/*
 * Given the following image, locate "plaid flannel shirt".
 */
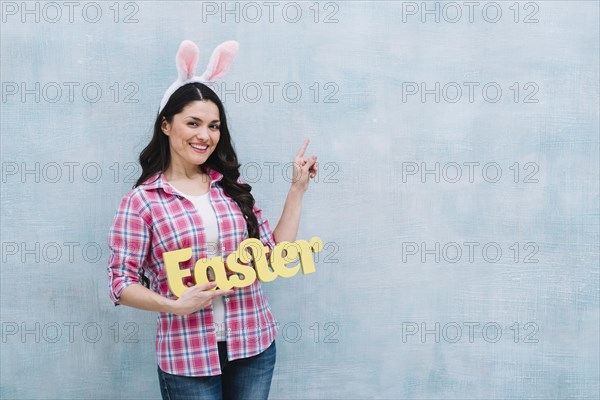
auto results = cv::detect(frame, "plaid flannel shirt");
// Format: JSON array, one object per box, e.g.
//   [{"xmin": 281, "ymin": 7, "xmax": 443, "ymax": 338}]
[{"xmin": 107, "ymin": 166, "xmax": 278, "ymax": 376}]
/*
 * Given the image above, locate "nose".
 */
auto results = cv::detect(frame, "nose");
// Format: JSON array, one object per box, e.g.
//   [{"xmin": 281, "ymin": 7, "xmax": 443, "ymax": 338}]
[{"xmin": 195, "ymin": 126, "xmax": 210, "ymax": 141}]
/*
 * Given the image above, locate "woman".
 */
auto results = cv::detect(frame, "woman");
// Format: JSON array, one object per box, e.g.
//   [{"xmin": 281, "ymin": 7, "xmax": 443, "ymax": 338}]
[{"xmin": 107, "ymin": 41, "xmax": 317, "ymax": 400}]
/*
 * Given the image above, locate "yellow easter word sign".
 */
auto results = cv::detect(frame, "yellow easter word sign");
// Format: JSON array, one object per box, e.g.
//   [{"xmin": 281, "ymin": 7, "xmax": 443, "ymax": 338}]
[{"xmin": 163, "ymin": 237, "xmax": 324, "ymax": 297}]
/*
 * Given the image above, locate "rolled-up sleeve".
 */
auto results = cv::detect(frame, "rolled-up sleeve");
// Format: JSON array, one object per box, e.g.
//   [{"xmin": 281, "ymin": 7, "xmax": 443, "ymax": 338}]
[
  {"xmin": 253, "ymin": 202, "xmax": 277, "ymax": 252},
  {"xmin": 107, "ymin": 193, "xmax": 151, "ymax": 305},
  {"xmin": 236, "ymin": 177, "xmax": 278, "ymax": 257}
]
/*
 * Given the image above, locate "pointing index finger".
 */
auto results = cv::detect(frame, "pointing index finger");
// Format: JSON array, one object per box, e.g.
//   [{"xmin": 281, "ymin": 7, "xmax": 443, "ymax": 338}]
[{"xmin": 296, "ymin": 138, "xmax": 310, "ymax": 158}]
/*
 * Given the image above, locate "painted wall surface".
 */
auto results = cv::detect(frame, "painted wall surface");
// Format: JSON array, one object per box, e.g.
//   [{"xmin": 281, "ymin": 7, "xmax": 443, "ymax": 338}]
[{"xmin": 1, "ymin": 1, "xmax": 598, "ymax": 399}]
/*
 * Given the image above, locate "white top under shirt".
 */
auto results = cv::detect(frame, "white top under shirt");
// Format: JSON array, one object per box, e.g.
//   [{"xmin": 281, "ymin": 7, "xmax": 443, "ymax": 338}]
[{"xmin": 176, "ymin": 190, "xmax": 227, "ymax": 342}]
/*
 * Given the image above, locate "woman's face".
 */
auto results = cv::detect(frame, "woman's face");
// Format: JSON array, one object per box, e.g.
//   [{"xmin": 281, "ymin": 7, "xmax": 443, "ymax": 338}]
[{"xmin": 161, "ymin": 100, "xmax": 221, "ymax": 173}]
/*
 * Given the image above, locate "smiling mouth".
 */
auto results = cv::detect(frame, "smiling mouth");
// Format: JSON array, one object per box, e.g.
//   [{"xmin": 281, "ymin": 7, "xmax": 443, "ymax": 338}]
[{"xmin": 190, "ymin": 143, "xmax": 208, "ymax": 152}]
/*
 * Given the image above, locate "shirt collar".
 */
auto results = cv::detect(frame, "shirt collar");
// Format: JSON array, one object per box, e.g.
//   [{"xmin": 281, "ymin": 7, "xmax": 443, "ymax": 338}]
[{"xmin": 139, "ymin": 166, "xmax": 223, "ymax": 195}]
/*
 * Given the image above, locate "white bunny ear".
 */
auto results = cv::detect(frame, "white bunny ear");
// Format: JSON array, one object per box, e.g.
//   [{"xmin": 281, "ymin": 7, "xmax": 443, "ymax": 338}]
[
  {"xmin": 199, "ymin": 40, "xmax": 239, "ymax": 81},
  {"xmin": 176, "ymin": 40, "xmax": 200, "ymax": 81},
  {"xmin": 159, "ymin": 40, "xmax": 240, "ymax": 114}
]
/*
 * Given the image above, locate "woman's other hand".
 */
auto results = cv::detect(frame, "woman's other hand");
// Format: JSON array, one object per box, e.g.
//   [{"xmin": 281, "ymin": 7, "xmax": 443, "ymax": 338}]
[
  {"xmin": 291, "ymin": 138, "xmax": 318, "ymax": 193},
  {"xmin": 172, "ymin": 282, "xmax": 234, "ymax": 316}
]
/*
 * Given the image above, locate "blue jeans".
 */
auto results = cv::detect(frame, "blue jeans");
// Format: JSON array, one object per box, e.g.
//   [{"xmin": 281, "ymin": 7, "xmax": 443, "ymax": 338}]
[{"xmin": 157, "ymin": 340, "xmax": 276, "ymax": 400}]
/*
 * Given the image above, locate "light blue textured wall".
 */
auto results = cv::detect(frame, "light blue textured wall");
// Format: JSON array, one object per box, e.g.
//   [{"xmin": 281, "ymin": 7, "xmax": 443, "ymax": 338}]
[{"xmin": 1, "ymin": 1, "xmax": 598, "ymax": 399}]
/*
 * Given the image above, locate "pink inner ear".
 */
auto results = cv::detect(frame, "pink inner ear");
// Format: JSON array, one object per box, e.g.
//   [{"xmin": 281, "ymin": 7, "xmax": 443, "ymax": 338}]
[
  {"xmin": 176, "ymin": 41, "xmax": 199, "ymax": 80},
  {"xmin": 206, "ymin": 41, "xmax": 239, "ymax": 81},
  {"xmin": 209, "ymin": 52, "xmax": 234, "ymax": 80}
]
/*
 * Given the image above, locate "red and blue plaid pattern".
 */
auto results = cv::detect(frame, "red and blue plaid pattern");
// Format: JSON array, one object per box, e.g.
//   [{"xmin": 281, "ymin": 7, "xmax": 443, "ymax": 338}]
[{"xmin": 107, "ymin": 167, "xmax": 278, "ymax": 376}]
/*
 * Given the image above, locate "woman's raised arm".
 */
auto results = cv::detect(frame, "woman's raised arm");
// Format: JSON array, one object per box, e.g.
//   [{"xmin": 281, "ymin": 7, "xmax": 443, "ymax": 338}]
[{"xmin": 272, "ymin": 138, "xmax": 318, "ymax": 243}]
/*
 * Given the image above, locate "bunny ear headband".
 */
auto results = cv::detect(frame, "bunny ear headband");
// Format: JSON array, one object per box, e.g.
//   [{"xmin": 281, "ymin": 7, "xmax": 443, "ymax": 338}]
[{"xmin": 159, "ymin": 39, "xmax": 240, "ymax": 113}]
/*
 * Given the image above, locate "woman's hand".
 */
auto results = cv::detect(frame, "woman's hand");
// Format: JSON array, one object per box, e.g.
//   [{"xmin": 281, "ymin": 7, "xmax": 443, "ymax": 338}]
[
  {"xmin": 171, "ymin": 282, "xmax": 234, "ymax": 316},
  {"xmin": 272, "ymin": 138, "xmax": 317, "ymax": 243},
  {"xmin": 291, "ymin": 138, "xmax": 318, "ymax": 193}
]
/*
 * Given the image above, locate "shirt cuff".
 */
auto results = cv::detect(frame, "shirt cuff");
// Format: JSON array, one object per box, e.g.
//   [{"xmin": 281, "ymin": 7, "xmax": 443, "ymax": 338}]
[{"xmin": 108, "ymin": 272, "xmax": 139, "ymax": 306}]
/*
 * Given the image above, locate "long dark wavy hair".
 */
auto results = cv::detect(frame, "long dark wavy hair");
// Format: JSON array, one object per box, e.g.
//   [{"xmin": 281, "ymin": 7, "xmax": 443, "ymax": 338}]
[{"xmin": 134, "ymin": 82, "xmax": 260, "ymax": 287}]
